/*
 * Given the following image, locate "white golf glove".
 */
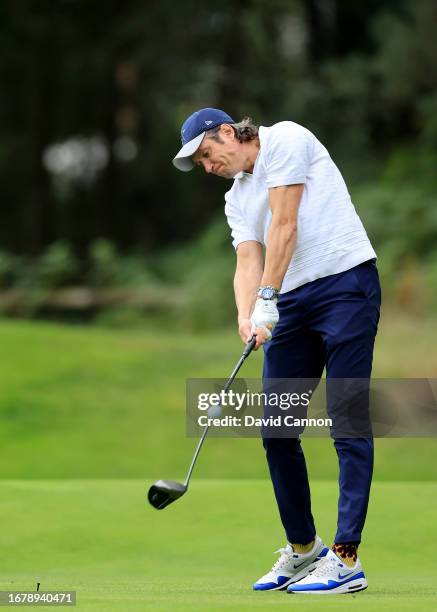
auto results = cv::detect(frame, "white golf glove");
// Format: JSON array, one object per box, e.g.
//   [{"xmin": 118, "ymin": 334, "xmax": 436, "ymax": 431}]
[{"xmin": 250, "ymin": 298, "xmax": 279, "ymax": 342}]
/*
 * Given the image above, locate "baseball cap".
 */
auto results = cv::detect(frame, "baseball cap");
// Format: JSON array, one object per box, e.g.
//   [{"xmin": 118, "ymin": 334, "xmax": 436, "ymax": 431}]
[{"xmin": 172, "ymin": 108, "xmax": 234, "ymax": 172}]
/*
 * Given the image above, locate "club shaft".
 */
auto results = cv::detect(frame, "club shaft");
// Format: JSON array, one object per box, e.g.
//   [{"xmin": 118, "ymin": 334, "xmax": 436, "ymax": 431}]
[
  {"xmin": 183, "ymin": 423, "xmax": 209, "ymax": 488},
  {"xmin": 183, "ymin": 337, "xmax": 256, "ymax": 488}
]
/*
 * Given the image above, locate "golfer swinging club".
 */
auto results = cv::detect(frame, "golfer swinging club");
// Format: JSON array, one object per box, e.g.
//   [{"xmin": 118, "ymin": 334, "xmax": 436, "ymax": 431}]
[{"xmin": 173, "ymin": 108, "xmax": 381, "ymax": 594}]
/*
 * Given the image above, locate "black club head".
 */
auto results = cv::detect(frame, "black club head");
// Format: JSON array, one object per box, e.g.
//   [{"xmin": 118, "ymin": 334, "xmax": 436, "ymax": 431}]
[{"xmin": 147, "ymin": 480, "xmax": 187, "ymax": 510}]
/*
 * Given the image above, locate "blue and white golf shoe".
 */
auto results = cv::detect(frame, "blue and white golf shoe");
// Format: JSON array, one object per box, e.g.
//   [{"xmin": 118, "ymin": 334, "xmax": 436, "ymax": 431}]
[
  {"xmin": 253, "ymin": 535, "xmax": 329, "ymax": 591},
  {"xmin": 287, "ymin": 548, "xmax": 368, "ymax": 594}
]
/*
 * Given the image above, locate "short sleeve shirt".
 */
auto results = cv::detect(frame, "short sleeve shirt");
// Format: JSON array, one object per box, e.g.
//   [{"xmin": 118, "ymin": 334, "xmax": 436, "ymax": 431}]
[{"xmin": 224, "ymin": 121, "xmax": 376, "ymax": 292}]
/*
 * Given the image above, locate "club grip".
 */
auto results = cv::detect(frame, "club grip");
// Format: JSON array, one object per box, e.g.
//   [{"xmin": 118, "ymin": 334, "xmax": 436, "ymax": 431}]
[{"xmin": 243, "ymin": 335, "xmax": 257, "ymax": 357}]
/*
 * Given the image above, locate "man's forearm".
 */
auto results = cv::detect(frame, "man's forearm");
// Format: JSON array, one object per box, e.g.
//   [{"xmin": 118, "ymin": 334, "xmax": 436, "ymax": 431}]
[
  {"xmin": 234, "ymin": 257, "xmax": 263, "ymax": 321},
  {"xmin": 261, "ymin": 220, "xmax": 297, "ymax": 290}
]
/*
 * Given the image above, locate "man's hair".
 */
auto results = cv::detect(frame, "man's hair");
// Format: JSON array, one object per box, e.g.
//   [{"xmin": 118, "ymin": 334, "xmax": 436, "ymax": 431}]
[{"xmin": 206, "ymin": 117, "xmax": 259, "ymax": 143}]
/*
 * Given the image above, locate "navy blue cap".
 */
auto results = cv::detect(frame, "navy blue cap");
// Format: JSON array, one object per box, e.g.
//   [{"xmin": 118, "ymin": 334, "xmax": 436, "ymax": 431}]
[{"xmin": 173, "ymin": 108, "xmax": 234, "ymax": 172}]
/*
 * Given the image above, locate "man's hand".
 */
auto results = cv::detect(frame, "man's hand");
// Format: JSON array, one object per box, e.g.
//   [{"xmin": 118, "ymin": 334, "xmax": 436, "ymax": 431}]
[
  {"xmin": 250, "ymin": 299, "xmax": 279, "ymax": 349},
  {"xmin": 238, "ymin": 317, "xmax": 252, "ymax": 343},
  {"xmin": 238, "ymin": 317, "xmax": 272, "ymax": 350}
]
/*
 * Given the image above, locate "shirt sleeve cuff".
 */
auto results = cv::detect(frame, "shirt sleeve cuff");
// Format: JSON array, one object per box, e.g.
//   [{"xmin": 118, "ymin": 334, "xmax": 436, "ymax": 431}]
[
  {"xmin": 232, "ymin": 236, "xmax": 262, "ymax": 250},
  {"xmin": 266, "ymin": 174, "xmax": 306, "ymax": 188}
]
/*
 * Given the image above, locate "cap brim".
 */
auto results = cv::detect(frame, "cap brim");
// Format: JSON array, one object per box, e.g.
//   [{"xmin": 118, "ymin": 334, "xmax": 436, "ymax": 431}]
[{"xmin": 172, "ymin": 132, "xmax": 205, "ymax": 172}]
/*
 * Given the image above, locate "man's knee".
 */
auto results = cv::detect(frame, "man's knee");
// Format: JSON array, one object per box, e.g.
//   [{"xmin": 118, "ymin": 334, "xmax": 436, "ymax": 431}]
[
  {"xmin": 334, "ymin": 437, "xmax": 374, "ymax": 467},
  {"xmin": 262, "ymin": 435, "xmax": 303, "ymax": 454}
]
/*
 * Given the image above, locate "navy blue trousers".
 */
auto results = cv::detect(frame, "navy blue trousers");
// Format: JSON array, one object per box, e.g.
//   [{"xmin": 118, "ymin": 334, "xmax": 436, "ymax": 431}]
[{"xmin": 262, "ymin": 260, "xmax": 381, "ymax": 545}]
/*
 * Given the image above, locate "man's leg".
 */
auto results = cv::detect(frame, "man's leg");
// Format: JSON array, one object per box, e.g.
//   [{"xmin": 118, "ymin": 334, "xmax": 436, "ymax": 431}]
[
  {"xmin": 253, "ymin": 306, "xmax": 328, "ymax": 592},
  {"xmin": 263, "ymin": 294, "xmax": 325, "ymax": 544},
  {"xmin": 286, "ymin": 262, "xmax": 380, "ymax": 595},
  {"xmin": 311, "ymin": 260, "xmax": 381, "ymax": 553}
]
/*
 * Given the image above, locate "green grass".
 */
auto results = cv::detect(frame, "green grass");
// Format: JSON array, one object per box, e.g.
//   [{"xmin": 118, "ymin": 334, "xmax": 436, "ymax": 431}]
[
  {"xmin": 0, "ymin": 479, "xmax": 436, "ymax": 611},
  {"xmin": 0, "ymin": 316, "xmax": 436, "ymax": 610},
  {"xmin": 0, "ymin": 314, "xmax": 436, "ymax": 480}
]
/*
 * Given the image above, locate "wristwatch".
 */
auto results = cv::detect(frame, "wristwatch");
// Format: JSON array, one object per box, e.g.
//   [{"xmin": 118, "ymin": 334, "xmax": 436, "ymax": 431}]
[{"xmin": 257, "ymin": 286, "xmax": 280, "ymax": 300}]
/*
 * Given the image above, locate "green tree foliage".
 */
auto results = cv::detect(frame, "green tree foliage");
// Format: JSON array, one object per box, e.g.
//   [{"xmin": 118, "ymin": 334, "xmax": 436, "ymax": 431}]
[{"xmin": 0, "ymin": 0, "xmax": 435, "ymax": 302}]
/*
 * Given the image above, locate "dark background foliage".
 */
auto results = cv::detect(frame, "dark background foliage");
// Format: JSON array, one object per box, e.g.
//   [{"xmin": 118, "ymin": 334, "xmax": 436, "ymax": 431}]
[{"xmin": 0, "ymin": 0, "xmax": 436, "ymax": 322}]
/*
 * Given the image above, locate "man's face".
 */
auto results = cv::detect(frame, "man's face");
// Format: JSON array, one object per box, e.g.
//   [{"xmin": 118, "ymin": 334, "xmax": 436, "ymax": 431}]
[{"xmin": 192, "ymin": 124, "xmax": 244, "ymax": 179}]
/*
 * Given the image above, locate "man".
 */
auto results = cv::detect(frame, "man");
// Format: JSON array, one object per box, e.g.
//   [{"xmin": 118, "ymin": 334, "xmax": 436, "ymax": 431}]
[{"xmin": 173, "ymin": 108, "xmax": 381, "ymax": 595}]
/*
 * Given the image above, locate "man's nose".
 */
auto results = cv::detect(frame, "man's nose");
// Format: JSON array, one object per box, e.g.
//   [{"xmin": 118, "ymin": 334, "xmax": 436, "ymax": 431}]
[{"xmin": 204, "ymin": 160, "xmax": 213, "ymax": 173}]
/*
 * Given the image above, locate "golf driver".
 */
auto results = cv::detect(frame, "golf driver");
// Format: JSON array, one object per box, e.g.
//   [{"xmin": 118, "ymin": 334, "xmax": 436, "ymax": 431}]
[{"xmin": 148, "ymin": 336, "xmax": 257, "ymax": 509}]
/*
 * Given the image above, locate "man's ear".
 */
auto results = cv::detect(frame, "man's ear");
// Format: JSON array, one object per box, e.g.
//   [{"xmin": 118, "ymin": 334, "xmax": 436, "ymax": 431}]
[{"xmin": 220, "ymin": 123, "xmax": 234, "ymax": 138}]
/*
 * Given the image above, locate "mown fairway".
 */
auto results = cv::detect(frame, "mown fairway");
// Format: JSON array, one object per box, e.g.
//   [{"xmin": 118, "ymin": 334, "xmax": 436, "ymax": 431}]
[
  {"xmin": 0, "ymin": 479, "xmax": 436, "ymax": 611},
  {"xmin": 0, "ymin": 314, "xmax": 436, "ymax": 610}
]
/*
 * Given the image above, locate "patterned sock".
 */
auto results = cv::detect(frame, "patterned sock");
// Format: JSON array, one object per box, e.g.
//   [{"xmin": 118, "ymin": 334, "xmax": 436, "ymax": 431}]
[
  {"xmin": 291, "ymin": 539, "xmax": 315, "ymax": 554},
  {"xmin": 332, "ymin": 543, "xmax": 358, "ymax": 567}
]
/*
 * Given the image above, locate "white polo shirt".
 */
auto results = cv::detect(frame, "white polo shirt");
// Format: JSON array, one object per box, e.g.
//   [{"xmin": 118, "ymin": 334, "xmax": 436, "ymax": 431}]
[{"xmin": 224, "ymin": 121, "xmax": 376, "ymax": 293}]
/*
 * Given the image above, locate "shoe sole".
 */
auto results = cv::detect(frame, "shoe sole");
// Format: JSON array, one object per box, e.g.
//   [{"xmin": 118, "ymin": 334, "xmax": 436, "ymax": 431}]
[
  {"xmin": 253, "ymin": 559, "xmax": 321, "ymax": 592},
  {"xmin": 288, "ymin": 578, "xmax": 368, "ymax": 595}
]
